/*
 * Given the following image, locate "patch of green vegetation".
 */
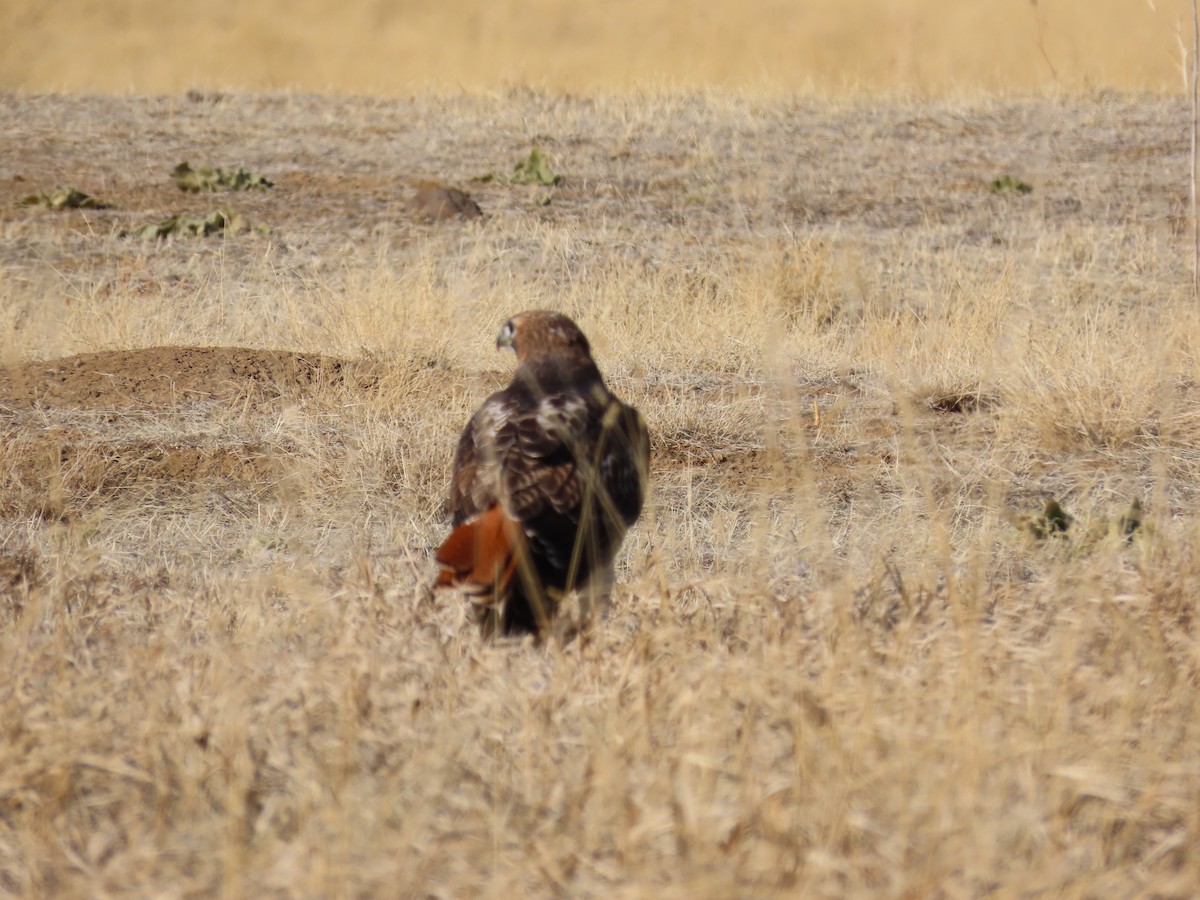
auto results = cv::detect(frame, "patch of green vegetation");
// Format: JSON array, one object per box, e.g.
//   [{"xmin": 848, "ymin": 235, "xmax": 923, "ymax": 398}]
[
  {"xmin": 17, "ymin": 186, "xmax": 109, "ymax": 209},
  {"xmin": 1116, "ymin": 497, "xmax": 1142, "ymax": 542},
  {"xmin": 1011, "ymin": 496, "xmax": 1145, "ymax": 546},
  {"xmin": 1010, "ymin": 498, "xmax": 1072, "ymax": 541},
  {"xmin": 124, "ymin": 208, "xmax": 250, "ymax": 240},
  {"xmin": 172, "ymin": 162, "xmax": 273, "ymax": 192},
  {"xmin": 988, "ymin": 174, "xmax": 1032, "ymax": 195},
  {"xmin": 476, "ymin": 146, "xmax": 563, "ymax": 186},
  {"xmin": 511, "ymin": 147, "xmax": 562, "ymax": 185},
  {"xmin": 1032, "ymin": 498, "xmax": 1072, "ymax": 538}
]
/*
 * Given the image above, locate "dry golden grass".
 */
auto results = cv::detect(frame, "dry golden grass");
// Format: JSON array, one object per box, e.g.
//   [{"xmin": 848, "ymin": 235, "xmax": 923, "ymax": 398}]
[
  {"xmin": 0, "ymin": 0, "xmax": 1195, "ymax": 95},
  {"xmin": 2, "ymin": 90, "xmax": 1200, "ymax": 895}
]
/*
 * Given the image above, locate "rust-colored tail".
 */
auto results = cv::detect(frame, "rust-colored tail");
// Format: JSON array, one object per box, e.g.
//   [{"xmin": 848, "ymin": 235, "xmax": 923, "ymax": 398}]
[{"xmin": 435, "ymin": 505, "xmax": 520, "ymax": 597}]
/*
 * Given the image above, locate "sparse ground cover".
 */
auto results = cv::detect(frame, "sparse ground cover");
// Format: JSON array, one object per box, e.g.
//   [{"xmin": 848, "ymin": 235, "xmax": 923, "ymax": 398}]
[{"xmin": 1, "ymin": 90, "xmax": 1199, "ymax": 895}]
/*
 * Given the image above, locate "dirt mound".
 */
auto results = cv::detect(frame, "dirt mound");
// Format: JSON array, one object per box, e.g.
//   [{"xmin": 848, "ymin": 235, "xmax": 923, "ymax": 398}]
[
  {"xmin": 411, "ymin": 182, "xmax": 483, "ymax": 221},
  {"xmin": 0, "ymin": 346, "xmax": 378, "ymax": 410},
  {"xmin": 0, "ymin": 346, "xmax": 379, "ymax": 520}
]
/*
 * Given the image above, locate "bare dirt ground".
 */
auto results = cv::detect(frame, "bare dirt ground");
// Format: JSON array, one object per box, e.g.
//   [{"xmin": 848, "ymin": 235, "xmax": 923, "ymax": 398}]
[
  {"xmin": 0, "ymin": 346, "xmax": 376, "ymax": 409},
  {"xmin": 1, "ymin": 91, "xmax": 1199, "ymax": 896}
]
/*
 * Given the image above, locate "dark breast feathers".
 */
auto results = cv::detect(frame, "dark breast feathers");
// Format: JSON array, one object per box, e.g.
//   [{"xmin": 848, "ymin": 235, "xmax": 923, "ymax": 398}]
[{"xmin": 434, "ymin": 311, "xmax": 649, "ymax": 639}]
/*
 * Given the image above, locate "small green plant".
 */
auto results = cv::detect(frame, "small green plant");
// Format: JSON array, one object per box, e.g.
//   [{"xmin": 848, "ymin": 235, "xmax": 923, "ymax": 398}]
[
  {"xmin": 124, "ymin": 208, "xmax": 249, "ymax": 239},
  {"xmin": 1116, "ymin": 497, "xmax": 1142, "ymax": 541},
  {"xmin": 172, "ymin": 162, "xmax": 273, "ymax": 192},
  {"xmin": 18, "ymin": 186, "xmax": 108, "ymax": 209},
  {"xmin": 511, "ymin": 146, "xmax": 562, "ymax": 185},
  {"xmin": 476, "ymin": 146, "xmax": 563, "ymax": 186},
  {"xmin": 1012, "ymin": 497, "xmax": 1073, "ymax": 540},
  {"xmin": 989, "ymin": 174, "xmax": 1032, "ymax": 195}
]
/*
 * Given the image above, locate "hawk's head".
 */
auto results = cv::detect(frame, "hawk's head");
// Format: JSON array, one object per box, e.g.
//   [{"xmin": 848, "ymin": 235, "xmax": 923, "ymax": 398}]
[{"xmin": 496, "ymin": 310, "xmax": 593, "ymax": 365}]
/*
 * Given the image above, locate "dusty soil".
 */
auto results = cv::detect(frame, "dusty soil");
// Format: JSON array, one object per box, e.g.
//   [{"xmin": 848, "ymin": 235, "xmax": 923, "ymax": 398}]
[
  {"xmin": 0, "ymin": 92, "xmax": 1187, "ymax": 278},
  {"xmin": 0, "ymin": 346, "xmax": 377, "ymax": 409}
]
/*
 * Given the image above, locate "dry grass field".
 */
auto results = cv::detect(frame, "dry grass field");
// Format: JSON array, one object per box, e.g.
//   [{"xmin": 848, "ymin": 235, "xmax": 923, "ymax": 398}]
[
  {"xmin": 1, "ymin": 88, "xmax": 1198, "ymax": 896},
  {"xmin": 1, "ymin": 0, "xmax": 1196, "ymax": 94}
]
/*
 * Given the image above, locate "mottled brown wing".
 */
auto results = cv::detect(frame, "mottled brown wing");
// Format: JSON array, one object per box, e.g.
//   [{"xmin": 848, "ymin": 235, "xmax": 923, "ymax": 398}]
[
  {"xmin": 595, "ymin": 399, "xmax": 650, "ymax": 530},
  {"xmin": 448, "ymin": 388, "xmax": 591, "ymax": 526},
  {"xmin": 506, "ymin": 392, "xmax": 592, "ymax": 516},
  {"xmin": 449, "ymin": 392, "xmax": 516, "ymax": 525}
]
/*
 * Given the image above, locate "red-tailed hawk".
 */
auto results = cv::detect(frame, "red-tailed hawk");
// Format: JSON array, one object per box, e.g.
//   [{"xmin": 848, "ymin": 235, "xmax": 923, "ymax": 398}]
[{"xmin": 434, "ymin": 311, "xmax": 650, "ymax": 638}]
